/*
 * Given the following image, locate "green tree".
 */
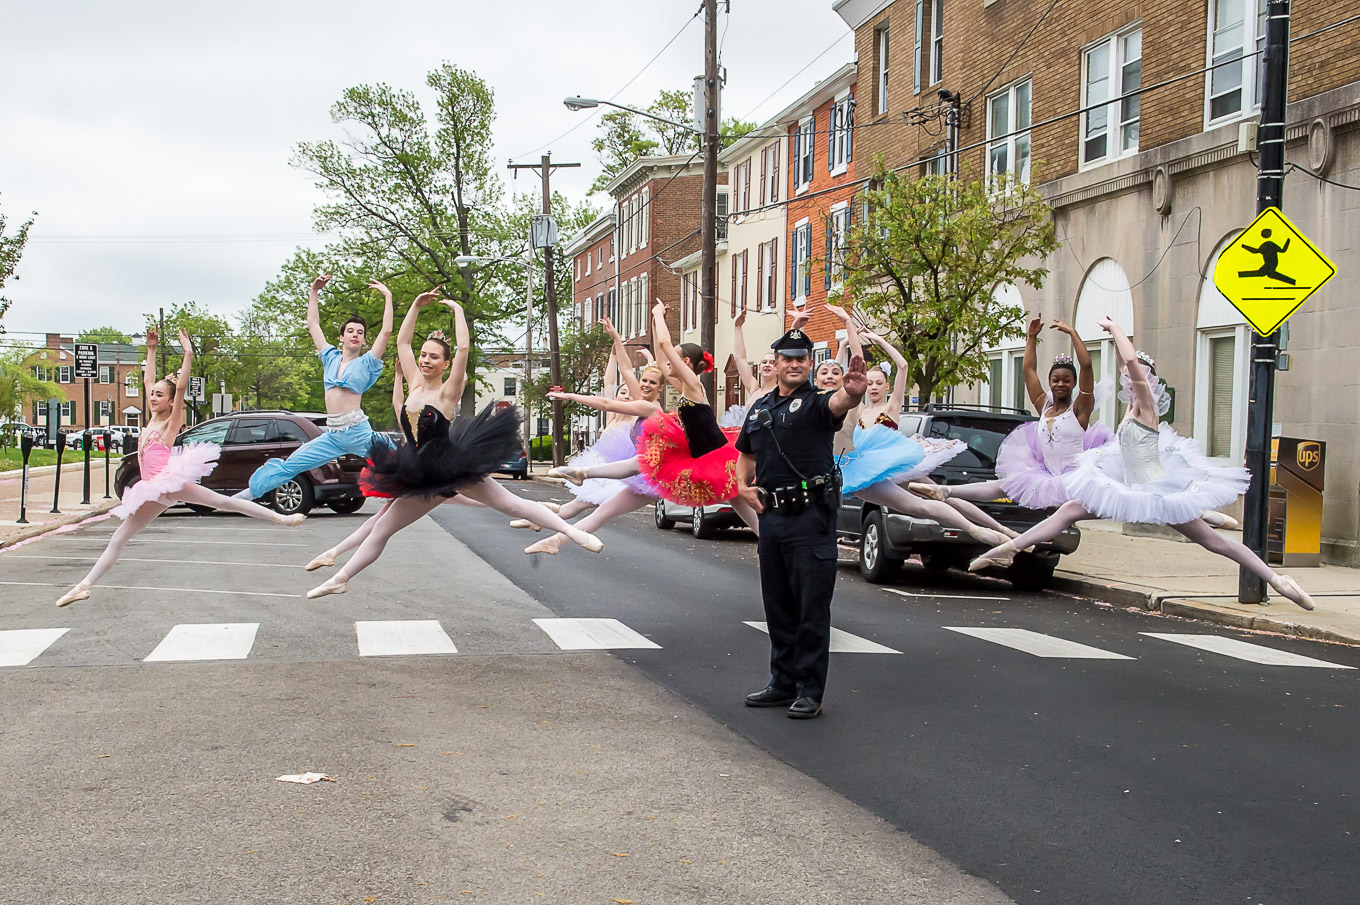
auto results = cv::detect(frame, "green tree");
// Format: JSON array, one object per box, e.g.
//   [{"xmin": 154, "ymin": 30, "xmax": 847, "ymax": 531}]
[
  {"xmin": 0, "ymin": 195, "xmax": 36, "ymax": 330},
  {"xmin": 522, "ymin": 322, "xmax": 613, "ymax": 421},
  {"xmin": 150, "ymin": 301, "xmax": 241, "ymax": 422},
  {"xmin": 0, "ymin": 345, "xmax": 61, "ymax": 445},
  {"xmin": 76, "ymin": 327, "xmax": 134, "ymax": 344},
  {"xmin": 841, "ymin": 162, "xmax": 1058, "ymax": 401}
]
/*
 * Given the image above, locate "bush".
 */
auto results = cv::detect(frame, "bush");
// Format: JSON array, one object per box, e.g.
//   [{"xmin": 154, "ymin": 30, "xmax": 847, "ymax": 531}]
[{"xmin": 529, "ymin": 435, "xmax": 569, "ymax": 462}]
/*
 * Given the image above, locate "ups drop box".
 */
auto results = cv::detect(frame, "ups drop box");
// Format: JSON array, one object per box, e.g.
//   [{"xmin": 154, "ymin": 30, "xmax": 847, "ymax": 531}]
[{"xmin": 1268, "ymin": 437, "xmax": 1326, "ymax": 567}]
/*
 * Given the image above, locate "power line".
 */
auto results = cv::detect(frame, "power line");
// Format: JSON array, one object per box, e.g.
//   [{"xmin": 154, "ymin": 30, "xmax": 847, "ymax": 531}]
[{"xmin": 740, "ymin": 32, "xmax": 853, "ymax": 122}]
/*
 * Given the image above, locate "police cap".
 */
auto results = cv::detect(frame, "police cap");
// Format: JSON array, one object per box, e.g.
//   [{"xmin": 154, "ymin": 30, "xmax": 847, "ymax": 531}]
[{"xmin": 770, "ymin": 328, "xmax": 814, "ymax": 358}]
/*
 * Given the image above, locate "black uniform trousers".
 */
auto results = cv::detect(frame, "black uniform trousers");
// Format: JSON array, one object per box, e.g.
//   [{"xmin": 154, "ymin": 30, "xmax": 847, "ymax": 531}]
[{"xmin": 756, "ymin": 503, "xmax": 839, "ymax": 702}]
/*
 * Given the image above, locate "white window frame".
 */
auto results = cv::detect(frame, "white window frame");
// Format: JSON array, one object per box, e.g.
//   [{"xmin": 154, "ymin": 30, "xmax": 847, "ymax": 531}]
[
  {"xmin": 61, "ymin": 401, "xmax": 74, "ymax": 421},
  {"xmin": 829, "ymin": 91, "xmax": 852, "ymax": 176},
  {"xmin": 1205, "ymin": 0, "xmax": 1266, "ymax": 127},
  {"xmin": 876, "ymin": 25, "xmax": 890, "ymax": 114},
  {"xmin": 792, "ymin": 218, "xmax": 812, "ymax": 304},
  {"xmin": 829, "ymin": 201, "xmax": 850, "ymax": 290},
  {"xmin": 929, "ymin": 0, "xmax": 944, "ymax": 86},
  {"xmin": 986, "ymin": 78, "xmax": 1032, "ymax": 187},
  {"xmin": 639, "ymin": 188, "xmax": 650, "ymax": 248},
  {"xmin": 1081, "ymin": 24, "xmax": 1142, "ymax": 168},
  {"xmin": 926, "ymin": 147, "xmax": 950, "ymax": 176},
  {"xmin": 125, "ymin": 373, "xmax": 139, "ymax": 397},
  {"xmin": 1194, "ymin": 325, "xmax": 1250, "ymax": 460},
  {"xmin": 638, "ymin": 273, "xmax": 649, "ymax": 337},
  {"xmin": 585, "ymin": 253, "xmax": 591, "ymax": 277},
  {"xmin": 59, "ymin": 366, "xmax": 72, "ymax": 384},
  {"xmin": 795, "ymin": 117, "xmax": 815, "ymax": 194},
  {"xmin": 503, "ymin": 377, "xmax": 517, "ymax": 397},
  {"xmin": 99, "ymin": 365, "xmax": 113, "ymax": 384}
]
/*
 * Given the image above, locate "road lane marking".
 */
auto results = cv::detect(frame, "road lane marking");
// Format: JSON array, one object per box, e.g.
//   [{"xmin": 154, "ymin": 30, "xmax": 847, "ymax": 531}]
[
  {"xmin": 0, "ymin": 628, "xmax": 69, "ymax": 666},
  {"xmin": 127, "ymin": 540, "xmax": 309, "ymax": 547},
  {"xmin": 0, "ymin": 581, "xmax": 297, "ymax": 598},
  {"xmin": 1141, "ymin": 633, "xmax": 1356, "ymax": 669},
  {"xmin": 944, "ymin": 627, "xmax": 1134, "ymax": 659},
  {"xmin": 533, "ymin": 618, "xmax": 661, "ymax": 651},
  {"xmin": 882, "ymin": 588, "xmax": 1010, "ymax": 601},
  {"xmin": 355, "ymin": 620, "xmax": 458, "ymax": 657},
  {"xmin": 744, "ymin": 621, "xmax": 901, "ymax": 654},
  {"xmin": 3, "ymin": 555, "xmax": 300, "ymax": 569},
  {"xmin": 144, "ymin": 623, "xmax": 259, "ymax": 662}
]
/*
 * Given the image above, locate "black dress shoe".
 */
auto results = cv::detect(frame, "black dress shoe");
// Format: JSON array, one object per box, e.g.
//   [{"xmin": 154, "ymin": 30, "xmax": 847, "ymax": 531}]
[
  {"xmin": 787, "ymin": 697, "xmax": 822, "ymax": 719},
  {"xmin": 745, "ymin": 686, "xmax": 798, "ymax": 707}
]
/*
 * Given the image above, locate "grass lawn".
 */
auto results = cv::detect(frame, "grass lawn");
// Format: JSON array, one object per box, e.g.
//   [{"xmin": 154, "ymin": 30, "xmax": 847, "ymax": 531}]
[{"xmin": 0, "ymin": 448, "xmax": 62, "ymax": 470}]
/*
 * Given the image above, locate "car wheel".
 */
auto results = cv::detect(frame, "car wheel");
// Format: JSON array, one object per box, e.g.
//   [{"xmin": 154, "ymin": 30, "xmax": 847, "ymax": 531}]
[
  {"xmin": 860, "ymin": 510, "xmax": 903, "ymax": 584},
  {"xmin": 270, "ymin": 475, "xmax": 315, "ymax": 516},
  {"xmin": 692, "ymin": 506, "xmax": 717, "ymax": 539},
  {"xmin": 327, "ymin": 495, "xmax": 365, "ymax": 514},
  {"xmin": 654, "ymin": 499, "xmax": 675, "ymax": 530},
  {"xmin": 1006, "ymin": 554, "xmax": 1057, "ymax": 592}
]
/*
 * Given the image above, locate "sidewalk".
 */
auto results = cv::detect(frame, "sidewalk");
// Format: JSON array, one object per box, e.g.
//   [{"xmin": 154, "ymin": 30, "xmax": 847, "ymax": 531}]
[
  {"xmin": 1052, "ymin": 520, "xmax": 1360, "ymax": 646},
  {"xmin": 0, "ymin": 460, "xmax": 119, "ymax": 548}
]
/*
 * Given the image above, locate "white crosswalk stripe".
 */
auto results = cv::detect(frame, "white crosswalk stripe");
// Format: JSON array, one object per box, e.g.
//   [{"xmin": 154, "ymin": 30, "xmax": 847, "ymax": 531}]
[
  {"xmin": 1141, "ymin": 633, "xmax": 1356, "ymax": 669},
  {"xmin": 144, "ymin": 623, "xmax": 260, "ymax": 662},
  {"xmin": 533, "ymin": 618, "xmax": 661, "ymax": 650},
  {"xmin": 743, "ymin": 621, "xmax": 901, "ymax": 654},
  {"xmin": 944, "ymin": 627, "xmax": 1134, "ymax": 660},
  {"xmin": 355, "ymin": 620, "xmax": 458, "ymax": 657},
  {"xmin": 0, "ymin": 628, "xmax": 70, "ymax": 667}
]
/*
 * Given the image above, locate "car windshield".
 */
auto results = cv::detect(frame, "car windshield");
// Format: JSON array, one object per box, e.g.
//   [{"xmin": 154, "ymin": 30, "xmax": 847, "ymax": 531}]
[{"xmin": 924, "ymin": 416, "xmax": 1021, "ymax": 469}]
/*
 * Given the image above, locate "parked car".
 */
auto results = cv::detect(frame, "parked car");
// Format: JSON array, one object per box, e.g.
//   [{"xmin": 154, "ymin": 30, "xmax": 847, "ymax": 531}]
[
  {"xmin": 835, "ymin": 404, "xmax": 1082, "ymax": 592},
  {"xmin": 497, "ymin": 447, "xmax": 529, "ymax": 480},
  {"xmin": 113, "ymin": 410, "xmax": 366, "ymax": 515},
  {"xmin": 654, "ymin": 498, "xmax": 753, "ymax": 539}
]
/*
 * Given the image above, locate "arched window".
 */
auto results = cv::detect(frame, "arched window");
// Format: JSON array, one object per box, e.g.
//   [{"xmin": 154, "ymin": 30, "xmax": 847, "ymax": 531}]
[
  {"xmin": 1073, "ymin": 257, "xmax": 1135, "ymax": 425},
  {"xmin": 1195, "ymin": 237, "xmax": 1249, "ymax": 459},
  {"xmin": 980, "ymin": 282, "xmax": 1030, "ymax": 412}
]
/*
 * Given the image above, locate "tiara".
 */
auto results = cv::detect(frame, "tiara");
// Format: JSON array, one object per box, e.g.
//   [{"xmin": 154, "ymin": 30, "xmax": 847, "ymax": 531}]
[
  {"xmin": 1052, "ymin": 352, "xmax": 1073, "ymax": 366},
  {"xmin": 427, "ymin": 329, "xmax": 449, "ymax": 344},
  {"xmin": 1135, "ymin": 350, "xmax": 1156, "ymax": 369}
]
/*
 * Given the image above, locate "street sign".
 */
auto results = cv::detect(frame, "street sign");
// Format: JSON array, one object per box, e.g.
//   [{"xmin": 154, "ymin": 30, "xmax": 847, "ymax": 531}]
[
  {"xmin": 187, "ymin": 376, "xmax": 205, "ymax": 401},
  {"xmin": 211, "ymin": 392, "xmax": 233, "ymax": 416},
  {"xmin": 549, "ymin": 385, "xmax": 564, "ymax": 393},
  {"xmin": 1213, "ymin": 207, "xmax": 1336, "ymax": 335},
  {"xmin": 74, "ymin": 343, "xmax": 98, "ymax": 379}
]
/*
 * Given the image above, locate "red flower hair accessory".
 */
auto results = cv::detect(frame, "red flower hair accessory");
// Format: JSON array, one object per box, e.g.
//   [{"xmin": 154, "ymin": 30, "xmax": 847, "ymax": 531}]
[{"xmin": 701, "ymin": 351, "xmax": 714, "ymax": 373}]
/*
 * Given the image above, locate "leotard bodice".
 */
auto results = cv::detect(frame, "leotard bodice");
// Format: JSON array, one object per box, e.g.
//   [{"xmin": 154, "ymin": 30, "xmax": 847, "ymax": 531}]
[
  {"xmin": 400, "ymin": 404, "xmax": 452, "ymax": 448},
  {"xmin": 1037, "ymin": 407, "xmax": 1091, "ymax": 476},
  {"xmin": 137, "ymin": 429, "xmax": 172, "ymax": 479},
  {"xmin": 1119, "ymin": 418, "xmax": 1167, "ymax": 484}
]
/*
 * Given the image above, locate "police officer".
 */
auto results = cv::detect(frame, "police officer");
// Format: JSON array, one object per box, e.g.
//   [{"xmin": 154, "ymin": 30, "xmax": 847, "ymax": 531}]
[{"xmin": 735, "ymin": 328, "xmax": 866, "ymax": 719}]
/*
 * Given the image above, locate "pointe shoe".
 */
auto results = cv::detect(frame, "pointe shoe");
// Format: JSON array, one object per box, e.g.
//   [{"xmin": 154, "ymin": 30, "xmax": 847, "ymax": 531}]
[
  {"xmin": 570, "ymin": 532, "xmax": 604, "ymax": 554},
  {"xmin": 908, "ymin": 482, "xmax": 949, "ymax": 501},
  {"xmin": 525, "ymin": 538, "xmax": 561, "ymax": 555},
  {"xmin": 56, "ymin": 581, "xmax": 91, "ymax": 608},
  {"xmin": 548, "ymin": 467, "xmax": 587, "ymax": 486},
  {"xmin": 968, "ymin": 541, "xmax": 1018, "ymax": 572},
  {"xmin": 277, "ymin": 513, "xmax": 306, "ymax": 527},
  {"xmin": 509, "ymin": 518, "xmax": 543, "ymax": 531},
  {"xmin": 1270, "ymin": 573, "xmax": 1316, "ymax": 611},
  {"xmin": 1203, "ymin": 510, "xmax": 1242, "ymax": 531},
  {"xmin": 306, "ymin": 578, "xmax": 349, "ymax": 599},
  {"xmin": 965, "ymin": 526, "xmax": 1011, "ymax": 548},
  {"xmin": 543, "ymin": 502, "xmax": 561, "ymax": 513},
  {"xmin": 304, "ymin": 550, "xmax": 337, "ymax": 572}
]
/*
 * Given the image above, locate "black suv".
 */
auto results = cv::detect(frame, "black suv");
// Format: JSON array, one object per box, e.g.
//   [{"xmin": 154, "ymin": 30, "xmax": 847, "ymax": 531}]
[
  {"xmin": 836, "ymin": 404, "xmax": 1081, "ymax": 591},
  {"xmin": 114, "ymin": 411, "xmax": 366, "ymax": 516}
]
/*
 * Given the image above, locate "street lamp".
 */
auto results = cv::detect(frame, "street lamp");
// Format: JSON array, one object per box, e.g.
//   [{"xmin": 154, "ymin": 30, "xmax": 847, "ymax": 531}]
[
  {"xmin": 563, "ymin": 96, "xmax": 698, "ymax": 132},
  {"xmin": 453, "ymin": 253, "xmax": 537, "ymax": 459}
]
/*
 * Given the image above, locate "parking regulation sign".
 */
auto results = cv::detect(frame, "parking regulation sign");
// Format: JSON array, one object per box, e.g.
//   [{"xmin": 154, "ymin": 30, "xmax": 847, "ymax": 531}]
[
  {"xmin": 187, "ymin": 376, "xmax": 205, "ymax": 401},
  {"xmin": 74, "ymin": 343, "xmax": 98, "ymax": 379}
]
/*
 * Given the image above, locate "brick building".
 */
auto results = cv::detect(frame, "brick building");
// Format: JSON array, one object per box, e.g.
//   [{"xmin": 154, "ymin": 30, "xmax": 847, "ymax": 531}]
[
  {"xmin": 23, "ymin": 334, "xmax": 146, "ymax": 430},
  {"xmin": 834, "ymin": 0, "xmax": 1360, "ymax": 563}
]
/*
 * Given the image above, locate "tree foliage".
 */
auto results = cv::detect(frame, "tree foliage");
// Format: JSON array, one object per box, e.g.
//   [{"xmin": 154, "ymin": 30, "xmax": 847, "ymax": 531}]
[
  {"xmin": 0, "ymin": 195, "xmax": 36, "ymax": 330},
  {"xmin": 841, "ymin": 162, "xmax": 1058, "ymax": 401},
  {"xmin": 76, "ymin": 327, "xmax": 134, "ymax": 344},
  {"xmin": 0, "ymin": 345, "xmax": 61, "ymax": 444},
  {"xmin": 522, "ymin": 322, "xmax": 613, "ymax": 420}
]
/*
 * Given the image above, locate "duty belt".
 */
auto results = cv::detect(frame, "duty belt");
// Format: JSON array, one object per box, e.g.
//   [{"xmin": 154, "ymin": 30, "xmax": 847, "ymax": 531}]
[{"xmin": 758, "ymin": 475, "xmax": 838, "ymax": 513}]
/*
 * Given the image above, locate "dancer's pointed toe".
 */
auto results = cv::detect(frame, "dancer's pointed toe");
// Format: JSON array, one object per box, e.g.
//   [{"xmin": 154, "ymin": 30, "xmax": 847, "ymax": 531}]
[
  {"xmin": 1203, "ymin": 510, "xmax": 1241, "ymax": 531},
  {"xmin": 306, "ymin": 578, "xmax": 348, "ymax": 599},
  {"xmin": 304, "ymin": 550, "xmax": 337, "ymax": 572},
  {"xmin": 908, "ymin": 482, "xmax": 949, "ymax": 501},
  {"xmin": 525, "ymin": 539, "xmax": 560, "ymax": 555},
  {"xmin": 1270, "ymin": 573, "xmax": 1316, "ymax": 611},
  {"xmin": 278, "ymin": 513, "xmax": 306, "ymax": 528},
  {"xmin": 548, "ymin": 467, "xmax": 586, "ymax": 486},
  {"xmin": 509, "ymin": 518, "xmax": 542, "ymax": 531},
  {"xmin": 968, "ymin": 541, "xmax": 1017, "ymax": 572},
  {"xmin": 573, "ymin": 532, "xmax": 604, "ymax": 554},
  {"xmin": 56, "ymin": 581, "xmax": 91, "ymax": 607},
  {"xmin": 543, "ymin": 502, "xmax": 561, "ymax": 513}
]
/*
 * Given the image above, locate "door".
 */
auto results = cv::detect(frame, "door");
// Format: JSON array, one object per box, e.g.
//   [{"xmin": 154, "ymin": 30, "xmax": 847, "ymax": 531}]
[{"xmin": 218, "ymin": 418, "xmax": 274, "ymax": 492}]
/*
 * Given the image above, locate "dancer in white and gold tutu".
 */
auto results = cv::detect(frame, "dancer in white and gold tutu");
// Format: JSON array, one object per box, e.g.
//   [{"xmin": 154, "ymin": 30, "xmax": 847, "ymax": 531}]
[{"xmin": 968, "ymin": 316, "xmax": 1315, "ymax": 610}]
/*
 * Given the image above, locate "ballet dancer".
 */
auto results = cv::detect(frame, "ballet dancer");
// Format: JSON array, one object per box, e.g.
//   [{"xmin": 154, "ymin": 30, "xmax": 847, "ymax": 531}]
[
  {"xmin": 235, "ymin": 272, "xmax": 394, "ymax": 502},
  {"xmin": 56, "ymin": 329, "xmax": 304, "ymax": 607},
  {"xmin": 306, "ymin": 292, "xmax": 602, "ymax": 597},
  {"xmin": 968, "ymin": 316, "xmax": 1315, "ymax": 610}
]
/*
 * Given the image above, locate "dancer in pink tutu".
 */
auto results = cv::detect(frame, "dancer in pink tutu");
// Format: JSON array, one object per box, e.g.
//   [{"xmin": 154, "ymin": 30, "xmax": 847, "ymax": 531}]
[
  {"xmin": 968, "ymin": 316, "xmax": 1315, "ymax": 610},
  {"xmin": 56, "ymin": 329, "xmax": 303, "ymax": 607}
]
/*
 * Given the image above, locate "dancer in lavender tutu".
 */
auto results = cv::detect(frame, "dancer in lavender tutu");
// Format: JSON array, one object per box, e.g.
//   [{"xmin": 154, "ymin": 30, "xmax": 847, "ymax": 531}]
[
  {"xmin": 909, "ymin": 313, "xmax": 1128, "ymax": 516},
  {"xmin": 967, "ymin": 316, "xmax": 1315, "ymax": 611}
]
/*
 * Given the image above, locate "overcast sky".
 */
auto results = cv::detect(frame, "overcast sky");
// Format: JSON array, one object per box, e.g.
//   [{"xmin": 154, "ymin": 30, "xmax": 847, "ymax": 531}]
[{"xmin": 1, "ymin": 0, "xmax": 854, "ymax": 343}]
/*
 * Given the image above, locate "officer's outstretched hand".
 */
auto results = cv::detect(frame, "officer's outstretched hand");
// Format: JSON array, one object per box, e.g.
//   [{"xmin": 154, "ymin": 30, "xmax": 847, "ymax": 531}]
[{"xmin": 843, "ymin": 354, "xmax": 868, "ymax": 400}]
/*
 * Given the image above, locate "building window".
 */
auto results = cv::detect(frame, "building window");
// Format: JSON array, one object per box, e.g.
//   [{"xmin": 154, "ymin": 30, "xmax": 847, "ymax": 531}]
[
  {"xmin": 987, "ymin": 78, "xmax": 1032, "ymax": 185},
  {"xmin": 585, "ymin": 253, "xmax": 591, "ymax": 277},
  {"xmin": 765, "ymin": 237, "xmax": 778, "ymax": 309},
  {"xmin": 828, "ymin": 93, "xmax": 854, "ymax": 175},
  {"xmin": 638, "ymin": 273, "xmax": 649, "ymax": 336},
  {"xmin": 1194, "ymin": 240, "xmax": 1250, "ymax": 458},
  {"xmin": 768, "ymin": 141, "xmax": 781, "ymax": 202},
  {"xmin": 716, "ymin": 190, "xmax": 729, "ymax": 241},
  {"xmin": 598, "ymin": 246, "xmax": 604, "ymax": 268},
  {"xmin": 1204, "ymin": 334, "xmax": 1238, "ymax": 457},
  {"xmin": 929, "ymin": 0, "xmax": 944, "ymax": 86},
  {"xmin": 59, "ymin": 366, "xmax": 72, "ymax": 384},
  {"xmin": 983, "ymin": 355, "xmax": 1003, "ymax": 409},
  {"xmin": 61, "ymin": 401, "xmax": 74, "ymax": 421},
  {"xmin": 1083, "ymin": 26, "xmax": 1142, "ymax": 165},
  {"xmin": 827, "ymin": 204, "xmax": 852, "ymax": 290},
  {"xmin": 791, "ymin": 221, "xmax": 812, "ymax": 303},
  {"xmin": 503, "ymin": 377, "xmax": 517, "ymax": 397},
  {"xmin": 574, "ymin": 258, "xmax": 580, "ymax": 282},
  {"xmin": 925, "ymin": 147, "xmax": 950, "ymax": 176},
  {"xmin": 876, "ymin": 24, "xmax": 890, "ymax": 114},
  {"xmin": 1208, "ymin": 0, "xmax": 1266, "ymax": 124},
  {"xmin": 125, "ymin": 372, "xmax": 139, "ymax": 397},
  {"xmin": 99, "ymin": 365, "xmax": 114, "ymax": 384},
  {"xmin": 639, "ymin": 188, "xmax": 649, "ymax": 248},
  {"xmin": 794, "ymin": 117, "xmax": 815, "ymax": 192}
]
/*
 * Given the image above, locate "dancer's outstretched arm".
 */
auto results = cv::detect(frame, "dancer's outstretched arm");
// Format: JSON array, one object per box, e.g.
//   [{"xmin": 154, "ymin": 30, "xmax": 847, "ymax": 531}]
[
  {"xmin": 1021, "ymin": 313, "xmax": 1045, "ymax": 412},
  {"xmin": 395, "ymin": 289, "xmax": 439, "ymax": 381},
  {"xmin": 653, "ymin": 300, "xmax": 705, "ymax": 402},
  {"xmin": 142, "ymin": 328, "xmax": 160, "ymax": 411},
  {"xmin": 858, "ymin": 325, "xmax": 908, "ymax": 415},
  {"xmin": 305, "ymin": 272, "xmax": 331, "ymax": 352},
  {"xmin": 392, "ymin": 358, "xmax": 405, "ymax": 418},
  {"xmin": 548, "ymin": 390, "xmax": 659, "ymax": 419},
  {"xmin": 438, "ymin": 299, "xmax": 471, "ymax": 407},
  {"xmin": 731, "ymin": 310, "xmax": 760, "ymax": 397},
  {"xmin": 1100, "ymin": 316, "xmax": 1155, "ymax": 423},
  {"xmin": 601, "ymin": 317, "xmax": 643, "ymax": 400},
  {"xmin": 602, "ymin": 351, "xmax": 618, "ymax": 399},
  {"xmin": 1053, "ymin": 317, "xmax": 1095, "ymax": 426},
  {"xmin": 167, "ymin": 330, "xmax": 195, "ymax": 437},
  {"xmin": 367, "ymin": 280, "xmax": 396, "ymax": 360}
]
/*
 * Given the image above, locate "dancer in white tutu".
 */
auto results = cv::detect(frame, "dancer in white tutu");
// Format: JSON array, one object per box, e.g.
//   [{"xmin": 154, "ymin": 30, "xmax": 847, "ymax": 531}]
[
  {"xmin": 909, "ymin": 313, "xmax": 1121, "ymax": 513},
  {"xmin": 56, "ymin": 329, "xmax": 304, "ymax": 607},
  {"xmin": 827, "ymin": 306, "xmax": 1015, "ymax": 548},
  {"xmin": 968, "ymin": 316, "xmax": 1315, "ymax": 610}
]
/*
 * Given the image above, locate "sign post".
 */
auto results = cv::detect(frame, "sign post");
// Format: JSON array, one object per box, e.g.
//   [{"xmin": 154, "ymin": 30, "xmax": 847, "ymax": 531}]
[
  {"xmin": 51, "ymin": 429, "xmax": 67, "ymax": 514},
  {"xmin": 75, "ymin": 343, "xmax": 98, "ymax": 506}
]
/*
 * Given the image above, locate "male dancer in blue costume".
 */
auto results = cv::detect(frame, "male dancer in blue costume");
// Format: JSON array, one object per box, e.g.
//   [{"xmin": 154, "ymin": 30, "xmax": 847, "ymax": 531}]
[{"xmin": 235, "ymin": 272, "xmax": 394, "ymax": 501}]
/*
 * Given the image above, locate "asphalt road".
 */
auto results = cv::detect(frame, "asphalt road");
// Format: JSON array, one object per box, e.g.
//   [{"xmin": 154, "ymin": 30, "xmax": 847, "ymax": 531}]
[{"xmin": 434, "ymin": 483, "xmax": 1360, "ymax": 905}]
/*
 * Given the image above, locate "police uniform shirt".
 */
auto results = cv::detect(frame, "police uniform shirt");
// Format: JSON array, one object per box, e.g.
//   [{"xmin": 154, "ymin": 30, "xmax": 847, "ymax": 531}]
[{"xmin": 735, "ymin": 382, "xmax": 845, "ymax": 488}]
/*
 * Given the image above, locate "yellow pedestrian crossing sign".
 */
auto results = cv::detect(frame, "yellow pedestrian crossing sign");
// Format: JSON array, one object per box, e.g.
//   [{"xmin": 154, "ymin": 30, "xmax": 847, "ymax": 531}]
[{"xmin": 1213, "ymin": 207, "xmax": 1335, "ymax": 335}]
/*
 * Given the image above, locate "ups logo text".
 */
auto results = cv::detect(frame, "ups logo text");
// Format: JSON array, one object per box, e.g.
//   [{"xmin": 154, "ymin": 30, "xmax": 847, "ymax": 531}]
[{"xmin": 1296, "ymin": 442, "xmax": 1322, "ymax": 471}]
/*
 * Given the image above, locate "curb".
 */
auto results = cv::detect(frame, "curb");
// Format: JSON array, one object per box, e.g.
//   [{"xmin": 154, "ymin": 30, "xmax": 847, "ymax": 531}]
[
  {"xmin": 0, "ymin": 503, "xmax": 116, "ymax": 549},
  {"xmin": 1050, "ymin": 572, "xmax": 1360, "ymax": 647}
]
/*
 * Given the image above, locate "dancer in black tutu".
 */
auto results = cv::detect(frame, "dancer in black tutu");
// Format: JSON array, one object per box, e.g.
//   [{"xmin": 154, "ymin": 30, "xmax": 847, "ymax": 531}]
[{"xmin": 306, "ymin": 290, "xmax": 603, "ymax": 598}]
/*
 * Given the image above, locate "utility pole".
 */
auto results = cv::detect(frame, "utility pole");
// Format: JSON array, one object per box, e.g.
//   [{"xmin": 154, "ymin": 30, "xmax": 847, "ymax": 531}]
[
  {"xmin": 699, "ymin": 0, "xmax": 720, "ymax": 402},
  {"xmin": 1239, "ymin": 0, "xmax": 1291, "ymax": 603},
  {"xmin": 508, "ymin": 153, "xmax": 580, "ymax": 467}
]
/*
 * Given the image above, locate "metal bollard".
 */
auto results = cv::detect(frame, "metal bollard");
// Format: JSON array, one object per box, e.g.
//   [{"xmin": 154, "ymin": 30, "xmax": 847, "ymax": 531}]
[
  {"xmin": 82, "ymin": 429, "xmax": 92, "ymax": 505},
  {"xmin": 51, "ymin": 430, "xmax": 67, "ymax": 514},
  {"xmin": 16, "ymin": 432, "xmax": 33, "ymax": 524}
]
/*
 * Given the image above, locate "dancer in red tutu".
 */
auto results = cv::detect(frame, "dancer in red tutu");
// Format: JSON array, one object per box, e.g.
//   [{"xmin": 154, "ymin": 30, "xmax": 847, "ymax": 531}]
[{"xmin": 56, "ymin": 329, "xmax": 303, "ymax": 607}]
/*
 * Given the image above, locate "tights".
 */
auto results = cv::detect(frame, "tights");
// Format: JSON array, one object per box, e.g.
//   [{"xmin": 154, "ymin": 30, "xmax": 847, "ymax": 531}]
[
  {"xmin": 576, "ymin": 456, "xmax": 643, "ymax": 481},
  {"xmin": 534, "ymin": 488, "xmax": 761, "ymax": 554},
  {"xmin": 326, "ymin": 496, "xmax": 487, "ymax": 560},
  {"xmin": 939, "ymin": 479, "xmax": 1007, "ymax": 503},
  {"xmin": 856, "ymin": 482, "xmax": 1001, "ymax": 543},
  {"xmin": 912, "ymin": 478, "xmax": 1012, "ymax": 534},
  {"xmin": 79, "ymin": 483, "xmax": 284, "ymax": 588}
]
